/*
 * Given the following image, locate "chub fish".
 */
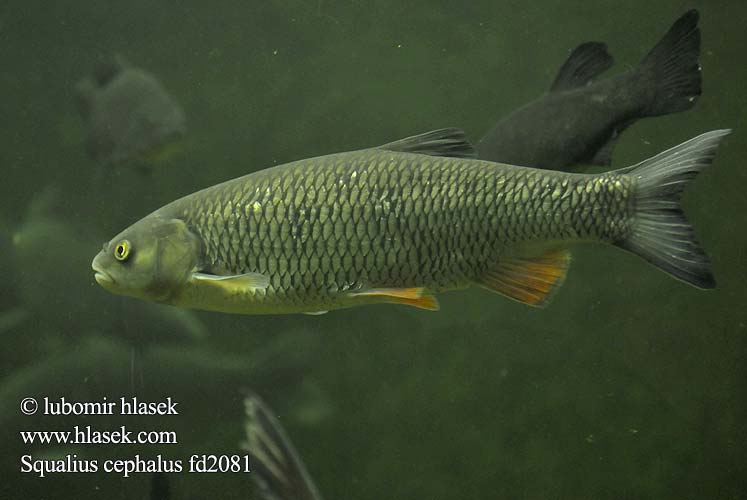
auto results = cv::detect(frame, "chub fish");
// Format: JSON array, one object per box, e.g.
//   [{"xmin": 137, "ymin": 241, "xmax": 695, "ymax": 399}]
[
  {"xmin": 92, "ymin": 128, "xmax": 729, "ymax": 314},
  {"xmin": 477, "ymin": 10, "xmax": 702, "ymax": 170}
]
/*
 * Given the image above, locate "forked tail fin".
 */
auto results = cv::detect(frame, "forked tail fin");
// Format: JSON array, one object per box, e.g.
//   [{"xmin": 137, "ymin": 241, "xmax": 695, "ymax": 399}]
[
  {"xmin": 637, "ymin": 9, "xmax": 702, "ymax": 116},
  {"xmin": 616, "ymin": 129, "xmax": 731, "ymax": 288}
]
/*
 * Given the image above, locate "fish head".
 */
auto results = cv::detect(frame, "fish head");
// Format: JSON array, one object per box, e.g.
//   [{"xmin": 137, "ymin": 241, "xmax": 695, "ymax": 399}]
[{"xmin": 92, "ymin": 216, "xmax": 201, "ymax": 302}]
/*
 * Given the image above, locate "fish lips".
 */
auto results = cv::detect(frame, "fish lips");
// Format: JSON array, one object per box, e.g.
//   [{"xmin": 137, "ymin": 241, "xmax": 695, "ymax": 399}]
[{"xmin": 91, "ymin": 252, "xmax": 115, "ymax": 288}]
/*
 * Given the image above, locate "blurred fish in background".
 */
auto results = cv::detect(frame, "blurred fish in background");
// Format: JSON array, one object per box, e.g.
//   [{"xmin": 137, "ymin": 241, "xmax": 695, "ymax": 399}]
[
  {"xmin": 477, "ymin": 10, "xmax": 702, "ymax": 170},
  {"xmin": 9, "ymin": 185, "xmax": 89, "ymax": 336},
  {"xmin": 242, "ymin": 392, "xmax": 323, "ymax": 500},
  {"xmin": 5, "ymin": 185, "xmax": 209, "ymax": 361},
  {"xmin": 75, "ymin": 54, "xmax": 186, "ymax": 170}
]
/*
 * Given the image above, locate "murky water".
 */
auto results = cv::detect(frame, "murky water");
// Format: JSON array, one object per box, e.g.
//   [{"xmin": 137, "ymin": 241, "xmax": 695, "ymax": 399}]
[{"xmin": 1, "ymin": 1, "xmax": 745, "ymax": 498}]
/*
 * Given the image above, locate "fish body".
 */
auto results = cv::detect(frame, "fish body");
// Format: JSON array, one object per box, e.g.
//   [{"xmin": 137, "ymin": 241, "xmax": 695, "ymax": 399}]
[
  {"xmin": 92, "ymin": 128, "xmax": 728, "ymax": 315},
  {"xmin": 477, "ymin": 10, "xmax": 702, "ymax": 169},
  {"xmin": 160, "ymin": 149, "xmax": 627, "ymax": 313},
  {"xmin": 76, "ymin": 55, "xmax": 186, "ymax": 167}
]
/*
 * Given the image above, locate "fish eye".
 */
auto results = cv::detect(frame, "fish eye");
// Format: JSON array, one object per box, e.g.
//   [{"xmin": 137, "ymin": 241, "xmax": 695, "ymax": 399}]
[{"xmin": 113, "ymin": 240, "xmax": 131, "ymax": 261}]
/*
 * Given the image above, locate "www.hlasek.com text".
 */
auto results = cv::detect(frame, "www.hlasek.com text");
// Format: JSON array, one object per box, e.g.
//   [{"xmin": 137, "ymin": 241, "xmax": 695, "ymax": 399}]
[{"xmin": 21, "ymin": 425, "xmax": 177, "ymax": 446}]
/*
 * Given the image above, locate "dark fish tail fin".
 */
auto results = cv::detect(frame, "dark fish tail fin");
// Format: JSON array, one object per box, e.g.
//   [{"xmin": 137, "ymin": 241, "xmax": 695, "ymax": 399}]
[
  {"xmin": 637, "ymin": 9, "xmax": 702, "ymax": 116},
  {"xmin": 241, "ymin": 392, "xmax": 324, "ymax": 500},
  {"xmin": 616, "ymin": 129, "xmax": 730, "ymax": 288}
]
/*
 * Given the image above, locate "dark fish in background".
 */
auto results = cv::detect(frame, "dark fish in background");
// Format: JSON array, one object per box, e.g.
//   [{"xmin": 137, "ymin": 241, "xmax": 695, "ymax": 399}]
[
  {"xmin": 91, "ymin": 127, "xmax": 729, "ymax": 314},
  {"xmin": 75, "ymin": 55, "xmax": 186, "ymax": 167},
  {"xmin": 477, "ymin": 10, "xmax": 702, "ymax": 170},
  {"xmin": 241, "ymin": 392, "xmax": 323, "ymax": 500}
]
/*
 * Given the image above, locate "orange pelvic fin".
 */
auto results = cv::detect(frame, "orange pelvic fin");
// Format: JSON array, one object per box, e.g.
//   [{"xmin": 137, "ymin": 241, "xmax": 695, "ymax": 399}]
[
  {"xmin": 349, "ymin": 287, "xmax": 440, "ymax": 311},
  {"xmin": 479, "ymin": 248, "xmax": 571, "ymax": 307}
]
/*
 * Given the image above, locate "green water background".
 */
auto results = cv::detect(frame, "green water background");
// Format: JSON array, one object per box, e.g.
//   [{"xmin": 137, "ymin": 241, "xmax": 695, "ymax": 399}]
[{"xmin": 1, "ymin": 0, "xmax": 745, "ymax": 498}]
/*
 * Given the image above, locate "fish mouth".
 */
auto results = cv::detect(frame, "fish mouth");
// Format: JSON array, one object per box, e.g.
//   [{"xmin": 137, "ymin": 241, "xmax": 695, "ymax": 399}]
[
  {"xmin": 94, "ymin": 271, "xmax": 113, "ymax": 286},
  {"xmin": 91, "ymin": 254, "xmax": 114, "ymax": 286}
]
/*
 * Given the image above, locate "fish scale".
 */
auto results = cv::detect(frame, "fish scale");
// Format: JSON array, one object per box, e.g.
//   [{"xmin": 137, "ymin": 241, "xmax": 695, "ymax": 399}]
[
  {"xmin": 92, "ymin": 128, "xmax": 727, "ymax": 313},
  {"xmin": 154, "ymin": 148, "xmax": 631, "ymax": 312}
]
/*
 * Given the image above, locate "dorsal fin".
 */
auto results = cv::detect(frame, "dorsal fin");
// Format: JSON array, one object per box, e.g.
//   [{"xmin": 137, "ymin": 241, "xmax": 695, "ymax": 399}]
[
  {"xmin": 550, "ymin": 42, "xmax": 614, "ymax": 92},
  {"xmin": 378, "ymin": 128, "xmax": 476, "ymax": 158}
]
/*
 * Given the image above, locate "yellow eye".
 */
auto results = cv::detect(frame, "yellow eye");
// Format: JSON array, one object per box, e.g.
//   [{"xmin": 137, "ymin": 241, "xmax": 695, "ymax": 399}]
[{"xmin": 113, "ymin": 240, "xmax": 131, "ymax": 261}]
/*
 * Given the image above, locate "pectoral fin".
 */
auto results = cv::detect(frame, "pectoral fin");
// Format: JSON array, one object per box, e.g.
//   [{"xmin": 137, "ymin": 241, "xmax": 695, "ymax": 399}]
[
  {"xmin": 191, "ymin": 272, "xmax": 270, "ymax": 293},
  {"xmin": 348, "ymin": 287, "xmax": 440, "ymax": 311},
  {"xmin": 478, "ymin": 248, "xmax": 571, "ymax": 307}
]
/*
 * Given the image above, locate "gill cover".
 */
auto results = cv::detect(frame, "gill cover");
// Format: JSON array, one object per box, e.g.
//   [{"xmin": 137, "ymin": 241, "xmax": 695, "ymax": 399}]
[{"xmin": 144, "ymin": 217, "xmax": 202, "ymax": 300}]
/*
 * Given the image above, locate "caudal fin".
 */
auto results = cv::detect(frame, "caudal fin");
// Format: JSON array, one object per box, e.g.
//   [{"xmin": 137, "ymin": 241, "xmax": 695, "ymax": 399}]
[
  {"xmin": 637, "ymin": 9, "xmax": 702, "ymax": 116},
  {"xmin": 616, "ymin": 129, "xmax": 730, "ymax": 288}
]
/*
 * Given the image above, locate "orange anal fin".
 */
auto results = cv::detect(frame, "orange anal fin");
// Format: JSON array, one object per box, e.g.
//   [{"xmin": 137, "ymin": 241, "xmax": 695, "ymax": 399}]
[
  {"xmin": 348, "ymin": 287, "xmax": 440, "ymax": 311},
  {"xmin": 479, "ymin": 248, "xmax": 571, "ymax": 307}
]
